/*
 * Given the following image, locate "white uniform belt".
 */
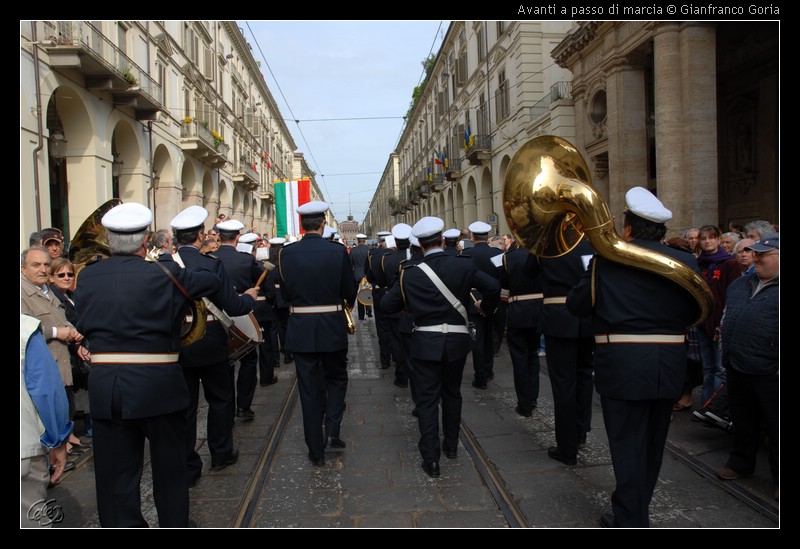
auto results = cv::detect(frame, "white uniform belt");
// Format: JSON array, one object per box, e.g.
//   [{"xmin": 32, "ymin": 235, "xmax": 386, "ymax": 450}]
[
  {"xmin": 91, "ymin": 352, "xmax": 180, "ymax": 364},
  {"xmin": 595, "ymin": 333, "xmax": 685, "ymax": 344},
  {"xmin": 543, "ymin": 296, "xmax": 567, "ymax": 304},
  {"xmin": 274, "ymin": 284, "xmax": 280, "ymax": 288},
  {"xmin": 509, "ymin": 293, "xmax": 544, "ymax": 303},
  {"xmin": 290, "ymin": 304, "xmax": 343, "ymax": 314},
  {"xmin": 256, "ymin": 296, "xmax": 267, "ymax": 301},
  {"xmin": 414, "ymin": 324, "xmax": 470, "ymax": 334},
  {"xmin": 185, "ymin": 315, "xmax": 217, "ymax": 322}
]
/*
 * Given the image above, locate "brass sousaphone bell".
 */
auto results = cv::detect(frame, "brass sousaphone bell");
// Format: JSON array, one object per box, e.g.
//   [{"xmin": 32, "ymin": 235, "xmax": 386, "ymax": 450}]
[
  {"xmin": 69, "ymin": 199, "xmax": 207, "ymax": 346},
  {"xmin": 502, "ymin": 135, "xmax": 713, "ymax": 327}
]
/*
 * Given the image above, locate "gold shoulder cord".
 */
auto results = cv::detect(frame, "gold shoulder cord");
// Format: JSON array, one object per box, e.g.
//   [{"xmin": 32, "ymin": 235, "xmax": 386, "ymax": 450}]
[{"xmin": 399, "ymin": 267, "xmax": 408, "ymax": 309}]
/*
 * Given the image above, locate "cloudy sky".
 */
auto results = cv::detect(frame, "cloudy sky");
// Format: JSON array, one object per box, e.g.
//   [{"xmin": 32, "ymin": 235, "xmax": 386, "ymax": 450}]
[{"xmin": 242, "ymin": 21, "xmax": 447, "ymax": 224}]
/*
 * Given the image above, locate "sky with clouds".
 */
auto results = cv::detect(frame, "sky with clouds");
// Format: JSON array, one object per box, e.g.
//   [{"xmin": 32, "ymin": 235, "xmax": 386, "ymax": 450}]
[{"xmin": 242, "ymin": 21, "xmax": 447, "ymax": 225}]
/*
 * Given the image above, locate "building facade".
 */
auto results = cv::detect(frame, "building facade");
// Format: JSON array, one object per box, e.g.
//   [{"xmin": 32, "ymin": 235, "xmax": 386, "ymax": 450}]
[
  {"xmin": 552, "ymin": 21, "xmax": 778, "ymax": 235},
  {"xmin": 366, "ymin": 21, "xmax": 575, "ymax": 237},
  {"xmin": 20, "ymin": 21, "xmax": 316, "ymax": 250}
]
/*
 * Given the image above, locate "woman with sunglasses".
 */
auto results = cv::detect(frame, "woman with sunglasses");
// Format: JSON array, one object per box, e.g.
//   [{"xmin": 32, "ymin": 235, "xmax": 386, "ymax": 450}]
[{"xmin": 49, "ymin": 258, "xmax": 91, "ymax": 454}]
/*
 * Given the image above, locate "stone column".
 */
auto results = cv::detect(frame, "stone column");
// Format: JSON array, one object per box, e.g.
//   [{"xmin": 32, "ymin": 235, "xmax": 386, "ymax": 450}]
[
  {"xmin": 653, "ymin": 23, "xmax": 685, "ymax": 232},
  {"xmin": 154, "ymin": 177, "xmax": 182, "ymax": 231},
  {"xmin": 604, "ymin": 55, "xmax": 648, "ymax": 219},
  {"xmin": 680, "ymin": 23, "xmax": 718, "ymax": 229}
]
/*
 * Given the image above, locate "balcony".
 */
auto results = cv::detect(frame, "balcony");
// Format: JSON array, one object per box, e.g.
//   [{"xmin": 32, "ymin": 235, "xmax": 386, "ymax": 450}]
[
  {"xmin": 260, "ymin": 189, "xmax": 274, "ymax": 204},
  {"xmin": 42, "ymin": 21, "xmax": 163, "ymax": 120},
  {"xmin": 232, "ymin": 161, "xmax": 259, "ymax": 190},
  {"xmin": 431, "ymin": 173, "xmax": 445, "ymax": 191},
  {"xmin": 530, "ymin": 81, "xmax": 573, "ymax": 122},
  {"xmin": 418, "ymin": 183, "xmax": 431, "ymax": 198},
  {"xmin": 465, "ymin": 134, "xmax": 492, "ymax": 166},
  {"xmin": 180, "ymin": 121, "xmax": 228, "ymax": 167}
]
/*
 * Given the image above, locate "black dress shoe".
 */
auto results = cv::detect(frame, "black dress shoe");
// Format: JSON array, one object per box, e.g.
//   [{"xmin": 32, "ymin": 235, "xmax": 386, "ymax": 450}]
[
  {"xmin": 531, "ymin": 400, "xmax": 538, "ymax": 409},
  {"xmin": 577, "ymin": 433, "xmax": 587, "ymax": 448},
  {"xmin": 411, "ymin": 408, "xmax": 419, "ymax": 417},
  {"xmin": 236, "ymin": 408, "xmax": 255, "ymax": 420},
  {"xmin": 472, "ymin": 379, "xmax": 487, "ymax": 389},
  {"xmin": 515, "ymin": 405, "xmax": 532, "ymax": 418},
  {"xmin": 284, "ymin": 355, "xmax": 294, "ymax": 364},
  {"xmin": 599, "ymin": 513, "xmax": 618, "ymax": 528},
  {"xmin": 260, "ymin": 376, "xmax": 279, "ymax": 386},
  {"xmin": 394, "ymin": 379, "xmax": 409, "ymax": 388},
  {"xmin": 210, "ymin": 448, "xmax": 239, "ymax": 471},
  {"xmin": 421, "ymin": 461, "xmax": 440, "ymax": 478},
  {"xmin": 380, "ymin": 362, "xmax": 391, "ymax": 370},
  {"xmin": 443, "ymin": 447, "xmax": 457, "ymax": 459},
  {"xmin": 309, "ymin": 454, "xmax": 325, "ymax": 467},
  {"xmin": 325, "ymin": 437, "xmax": 347, "ymax": 451},
  {"xmin": 547, "ymin": 446, "xmax": 577, "ymax": 466}
]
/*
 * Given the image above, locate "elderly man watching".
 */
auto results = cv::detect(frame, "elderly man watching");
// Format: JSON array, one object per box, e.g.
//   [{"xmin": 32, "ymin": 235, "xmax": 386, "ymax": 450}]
[{"xmin": 733, "ymin": 238, "xmax": 756, "ymax": 275}]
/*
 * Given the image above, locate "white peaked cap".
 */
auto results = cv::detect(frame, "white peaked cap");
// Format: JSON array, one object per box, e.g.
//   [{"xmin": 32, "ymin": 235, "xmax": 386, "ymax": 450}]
[
  {"xmin": 102, "ymin": 203, "xmax": 152, "ymax": 232},
  {"xmin": 392, "ymin": 223, "xmax": 413, "ymax": 240},
  {"xmin": 412, "ymin": 217, "xmax": 445, "ymax": 239},
  {"xmin": 217, "ymin": 219, "xmax": 245, "ymax": 232},
  {"xmin": 170, "ymin": 205, "xmax": 208, "ymax": 230},
  {"xmin": 469, "ymin": 221, "xmax": 492, "ymax": 234},
  {"xmin": 625, "ymin": 186, "xmax": 672, "ymax": 223},
  {"xmin": 296, "ymin": 201, "xmax": 329, "ymax": 215}
]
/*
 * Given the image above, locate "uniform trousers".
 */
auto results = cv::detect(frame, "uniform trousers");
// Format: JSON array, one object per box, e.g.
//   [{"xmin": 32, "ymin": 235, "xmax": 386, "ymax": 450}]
[
  {"xmin": 93, "ymin": 403, "xmax": 189, "ymax": 527},
  {"xmin": 401, "ymin": 331, "xmax": 418, "ymax": 407},
  {"xmin": 257, "ymin": 320, "xmax": 275, "ymax": 382},
  {"xmin": 601, "ymin": 396, "xmax": 673, "ymax": 528},
  {"xmin": 237, "ymin": 349, "xmax": 257, "ymax": 410},
  {"xmin": 412, "ymin": 351, "xmax": 467, "ymax": 463},
  {"xmin": 545, "ymin": 335, "xmax": 594, "ymax": 458},
  {"xmin": 726, "ymin": 368, "xmax": 779, "ymax": 485},
  {"xmin": 386, "ymin": 316, "xmax": 408, "ymax": 384},
  {"xmin": 470, "ymin": 313, "xmax": 495, "ymax": 383},
  {"xmin": 270, "ymin": 309, "xmax": 291, "ymax": 363},
  {"xmin": 183, "ymin": 362, "xmax": 235, "ymax": 480},
  {"xmin": 493, "ymin": 302, "xmax": 507, "ymax": 354},
  {"xmin": 507, "ymin": 326, "xmax": 541, "ymax": 412},
  {"xmin": 293, "ymin": 351, "xmax": 348, "ymax": 459},
  {"xmin": 372, "ymin": 291, "xmax": 392, "ymax": 367}
]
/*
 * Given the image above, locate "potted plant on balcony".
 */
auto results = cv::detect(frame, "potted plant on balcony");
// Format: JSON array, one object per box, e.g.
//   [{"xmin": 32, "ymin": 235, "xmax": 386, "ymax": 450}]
[
  {"xmin": 211, "ymin": 130, "xmax": 223, "ymax": 149},
  {"xmin": 122, "ymin": 67, "xmax": 138, "ymax": 87}
]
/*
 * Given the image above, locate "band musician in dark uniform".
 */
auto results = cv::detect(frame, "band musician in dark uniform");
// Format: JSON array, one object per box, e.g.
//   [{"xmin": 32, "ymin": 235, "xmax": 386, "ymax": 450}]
[
  {"xmin": 442, "ymin": 228, "xmax": 461, "ymax": 255},
  {"xmin": 500, "ymin": 244, "xmax": 544, "ymax": 417},
  {"xmin": 459, "ymin": 221, "xmax": 502, "ymax": 389},
  {"xmin": 349, "ymin": 233, "xmax": 371, "ymax": 320},
  {"xmin": 567, "ymin": 187, "xmax": 700, "ymax": 527},
  {"xmin": 374, "ymin": 223, "xmax": 413, "ymax": 388},
  {"xmin": 526, "ymin": 236, "xmax": 594, "ymax": 467},
  {"xmin": 366, "ymin": 230, "xmax": 393, "ymax": 369},
  {"xmin": 167, "ymin": 206, "xmax": 257, "ymax": 486},
  {"xmin": 74, "ymin": 202, "xmax": 220, "ymax": 527},
  {"xmin": 278, "ymin": 201, "xmax": 357, "ymax": 466},
  {"xmin": 214, "ymin": 219, "xmax": 264, "ymax": 420},
  {"xmin": 382, "ymin": 217, "xmax": 499, "ymax": 478}
]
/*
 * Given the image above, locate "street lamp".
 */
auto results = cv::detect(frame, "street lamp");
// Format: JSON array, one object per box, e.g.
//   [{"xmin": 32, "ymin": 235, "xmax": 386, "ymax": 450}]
[
  {"xmin": 112, "ymin": 153, "xmax": 124, "ymax": 178},
  {"xmin": 49, "ymin": 131, "xmax": 68, "ymax": 165}
]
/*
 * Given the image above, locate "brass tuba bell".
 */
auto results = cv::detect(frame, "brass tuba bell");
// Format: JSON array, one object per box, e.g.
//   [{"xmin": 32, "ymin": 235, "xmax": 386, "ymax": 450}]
[
  {"xmin": 502, "ymin": 135, "xmax": 713, "ymax": 327},
  {"xmin": 69, "ymin": 199, "xmax": 206, "ymax": 346}
]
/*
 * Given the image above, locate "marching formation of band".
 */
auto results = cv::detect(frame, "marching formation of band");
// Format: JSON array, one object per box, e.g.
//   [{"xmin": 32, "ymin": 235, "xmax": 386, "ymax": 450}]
[{"xmin": 20, "ymin": 183, "xmax": 778, "ymax": 528}]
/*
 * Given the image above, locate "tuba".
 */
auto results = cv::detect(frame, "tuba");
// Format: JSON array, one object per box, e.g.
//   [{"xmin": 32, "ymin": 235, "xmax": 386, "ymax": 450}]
[
  {"xmin": 69, "ymin": 199, "xmax": 207, "ymax": 346},
  {"xmin": 502, "ymin": 135, "xmax": 713, "ymax": 327}
]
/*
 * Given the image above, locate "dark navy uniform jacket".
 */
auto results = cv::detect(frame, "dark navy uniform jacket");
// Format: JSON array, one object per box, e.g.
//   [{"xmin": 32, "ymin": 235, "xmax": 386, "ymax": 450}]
[
  {"xmin": 500, "ymin": 248, "xmax": 543, "ymax": 329},
  {"xmin": 278, "ymin": 233, "xmax": 357, "ymax": 353},
  {"xmin": 567, "ymin": 239, "xmax": 700, "ymax": 400},
  {"xmin": 375, "ymin": 247, "xmax": 411, "ymax": 319},
  {"xmin": 460, "ymin": 242, "xmax": 502, "ymax": 314},
  {"xmin": 265, "ymin": 268, "xmax": 288, "ymax": 310},
  {"xmin": 168, "ymin": 246, "xmax": 255, "ymax": 366},
  {"xmin": 527, "ymin": 239, "xmax": 595, "ymax": 338},
  {"xmin": 214, "ymin": 244, "xmax": 263, "ymax": 294},
  {"xmin": 349, "ymin": 243, "xmax": 370, "ymax": 282},
  {"xmin": 74, "ymin": 254, "xmax": 220, "ymax": 419},
  {"xmin": 382, "ymin": 251, "xmax": 500, "ymax": 362}
]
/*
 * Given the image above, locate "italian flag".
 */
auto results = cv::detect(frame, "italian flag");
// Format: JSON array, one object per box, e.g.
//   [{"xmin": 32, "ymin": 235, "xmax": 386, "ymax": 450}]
[{"xmin": 274, "ymin": 179, "xmax": 311, "ymax": 238}]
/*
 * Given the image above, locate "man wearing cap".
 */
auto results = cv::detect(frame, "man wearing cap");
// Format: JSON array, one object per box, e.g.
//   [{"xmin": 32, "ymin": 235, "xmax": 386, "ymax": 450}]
[
  {"xmin": 277, "ymin": 201, "xmax": 357, "ymax": 466},
  {"xmin": 567, "ymin": 187, "xmax": 700, "ymax": 527},
  {"xmin": 74, "ymin": 202, "xmax": 220, "ymax": 527},
  {"xmin": 460, "ymin": 221, "xmax": 502, "ymax": 389},
  {"xmin": 366, "ymin": 230, "xmax": 394, "ymax": 369},
  {"xmin": 382, "ymin": 217, "xmax": 499, "ymax": 478},
  {"xmin": 374, "ymin": 223, "xmax": 414, "ymax": 388},
  {"xmin": 167, "ymin": 206, "xmax": 258, "ymax": 486},
  {"xmin": 215, "ymin": 220, "xmax": 264, "ymax": 421},
  {"xmin": 442, "ymin": 228, "xmax": 461, "ymax": 256},
  {"xmin": 350, "ymin": 233, "xmax": 371, "ymax": 321},
  {"xmin": 715, "ymin": 234, "xmax": 778, "ymax": 498},
  {"xmin": 40, "ymin": 228, "xmax": 66, "ymax": 261}
]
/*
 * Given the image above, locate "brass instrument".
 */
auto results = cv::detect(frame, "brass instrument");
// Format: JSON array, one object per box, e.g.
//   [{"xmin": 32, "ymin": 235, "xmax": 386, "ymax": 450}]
[
  {"xmin": 69, "ymin": 199, "xmax": 206, "ymax": 346},
  {"xmin": 356, "ymin": 276, "xmax": 373, "ymax": 306},
  {"xmin": 502, "ymin": 135, "xmax": 712, "ymax": 327},
  {"xmin": 344, "ymin": 299, "xmax": 357, "ymax": 334}
]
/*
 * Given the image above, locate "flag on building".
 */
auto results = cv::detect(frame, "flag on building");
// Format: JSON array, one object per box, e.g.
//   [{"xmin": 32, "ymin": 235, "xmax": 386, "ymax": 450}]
[
  {"xmin": 443, "ymin": 150, "xmax": 449, "ymax": 169},
  {"xmin": 434, "ymin": 148, "xmax": 443, "ymax": 165},
  {"xmin": 274, "ymin": 179, "xmax": 311, "ymax": 238},
  {"xmin": 464, "ymin": 124, "xmax": 473, "ymax": 151},
  {"xmin": 427, "ymin": 166, "xmax": 432, "ymax": 182}
]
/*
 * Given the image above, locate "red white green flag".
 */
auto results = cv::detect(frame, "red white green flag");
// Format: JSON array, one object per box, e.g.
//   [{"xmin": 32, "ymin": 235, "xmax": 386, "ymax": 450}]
[{"xmin": 274, "ymin": 179, "xmax": 311, "ymax": 238}]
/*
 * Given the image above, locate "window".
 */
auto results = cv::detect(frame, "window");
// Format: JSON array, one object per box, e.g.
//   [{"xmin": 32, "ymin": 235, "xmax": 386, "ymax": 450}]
[
  {"xmin": 156, "ymin": 57, "xmax": 167, "ymax": 106},
  {"xmin": 497, "ymin": 21, "xmax": 506, "ymax": 37},
  {"xmin": 184, "ymin": 87, "xmax": 192, "ymax": 119},
  {"xmin": 184, "ymin": 23, "xmax": 198, "ymax": 65},
  {"xmin": 477, "ymin": 93, "xmax": 487, "ymax": 136},
  {"xmin": 117, "ymin": 23, "xmax": 127, "ymax": 57},
  {"xmin": 476, "ymin": 23, "xmax": 486, "ymax": 62},
  {"xmin": 496, "ymin": 69, "xmax": 510, "ymax": 122}
]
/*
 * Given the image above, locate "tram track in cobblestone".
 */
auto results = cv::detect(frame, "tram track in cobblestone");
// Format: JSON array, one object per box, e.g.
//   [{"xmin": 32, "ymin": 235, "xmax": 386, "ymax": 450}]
[{"xmin": 232, "ymin": 376, "xmax": 299, "ymax": 528}]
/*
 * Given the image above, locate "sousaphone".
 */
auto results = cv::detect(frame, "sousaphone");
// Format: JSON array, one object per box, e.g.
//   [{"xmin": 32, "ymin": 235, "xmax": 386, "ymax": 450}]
[{"xmin": 69, "ymin": 199, "xmax": 207, "ymax": 346}]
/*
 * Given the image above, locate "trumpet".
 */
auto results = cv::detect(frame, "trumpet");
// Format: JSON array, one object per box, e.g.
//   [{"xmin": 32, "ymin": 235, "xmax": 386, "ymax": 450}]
[{"xmin": 344, "ymin": 299, "xmax": 357, "ymax": 335}]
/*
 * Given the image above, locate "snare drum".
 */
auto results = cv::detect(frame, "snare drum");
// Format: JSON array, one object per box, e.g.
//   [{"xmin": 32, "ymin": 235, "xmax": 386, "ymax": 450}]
[{"xmin": 228, "ymin": 312, "xmax": 263, "ymax": 362}]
